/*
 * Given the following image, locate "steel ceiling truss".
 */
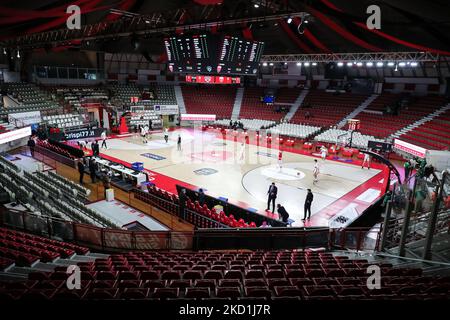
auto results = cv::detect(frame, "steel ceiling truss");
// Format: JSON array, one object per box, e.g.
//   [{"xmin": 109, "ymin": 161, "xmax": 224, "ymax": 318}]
[
  {"xmin": 261, "ymin": 52, "xmax": 440, "ymax": 63},
  {"xmin": 1, "ymin": 8, "xmax": 303, "ymax": 50}
]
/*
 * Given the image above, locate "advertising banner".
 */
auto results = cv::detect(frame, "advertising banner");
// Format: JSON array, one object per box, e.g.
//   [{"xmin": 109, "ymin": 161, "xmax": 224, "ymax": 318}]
[
  {"xmin": 0, "ymin": 126, "xmax": 32, "ymax": 144},
  {"xmin": 154, "ymin": 105, "xmax": 179, "ymax": 115},
  {"xmin": 8, "ymin": 111, "xmax": 41, "ymax": 125},
  {"xmin": 180, "ymin": 114, "xmax": 216, "ymax": 121},
  {"xmin": 49, "ymin": 127, "xmax": 105, "ymax": 141},
  {"xmin": 394, "ymin": 139, "xmax": 427, "ymax": 158}
]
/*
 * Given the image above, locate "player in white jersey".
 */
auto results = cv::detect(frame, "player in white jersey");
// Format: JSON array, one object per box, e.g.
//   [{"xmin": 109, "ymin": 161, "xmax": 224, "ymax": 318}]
[
  {"xmin": 313, "ymin": 159, "xmax": 320, "ymax": 183},
  {"xmin": 141, "ymin": 126, "xmax": 148, "ymax": 144},
  {"xmin": 362, "ymin": 152, "xmax": 371, "ymax": 170},
  {"xmin": 238, "ymin": 143, "xmax": 245, "ymax": 161},
  {"xmin": 320, "ymin": 146, "xmax": 328, "ymax": 162},
  {"xmin": 164, "ymin": 128, "xmax": 169, "ymax": 143}
]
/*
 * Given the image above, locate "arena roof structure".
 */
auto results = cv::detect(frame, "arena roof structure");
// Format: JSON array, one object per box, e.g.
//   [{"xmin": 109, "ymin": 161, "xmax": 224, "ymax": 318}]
[{"xmin": 1, "ymin": 0, "xmax": 449, "ymax": 58}]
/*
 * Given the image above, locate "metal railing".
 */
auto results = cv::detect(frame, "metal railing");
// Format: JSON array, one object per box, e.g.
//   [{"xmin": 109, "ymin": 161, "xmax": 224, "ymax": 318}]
[
  {"xmin": 0, "ymin": 205, "xmax": 380, "ymax": 252},
  {"xmin": 379, "ymin": 171, "xmax": 450, "ymax": 260}
]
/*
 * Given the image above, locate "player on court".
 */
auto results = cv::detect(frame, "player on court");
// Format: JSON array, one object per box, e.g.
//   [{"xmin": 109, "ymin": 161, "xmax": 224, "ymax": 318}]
[
  {"xmin": 362, "ymin": 152, "xmax": 371, "ymax": 169},
  {"xmin": 320, "ymin": 146, "xmax": 328, "ymax": 162},
  {"xmin": 164, "ymin": 127, "xmax": 169, "ymax": 143},
  {"xmin": 145, "ymin": 125, "xmax": 151, "ymax": 141},
  {"xmin": 141, "ymin": 125, "xmax": 147, "ymax": 144},
  {"xmin": 277, "ymin": 151, "xmax": 283, "ymax": 171},
  {"xmin": 313, "ymin": 159, "xmax": 320, "ymax": 184},
  {"xmin": 238, "ymin": 142, "xmax": 245, "ymax": 161}
]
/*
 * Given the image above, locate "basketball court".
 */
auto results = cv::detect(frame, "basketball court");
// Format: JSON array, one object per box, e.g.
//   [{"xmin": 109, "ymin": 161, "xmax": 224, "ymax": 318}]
[{"xmin": 93, "ymin": 128, "xmax": 388, "ymax": 227}]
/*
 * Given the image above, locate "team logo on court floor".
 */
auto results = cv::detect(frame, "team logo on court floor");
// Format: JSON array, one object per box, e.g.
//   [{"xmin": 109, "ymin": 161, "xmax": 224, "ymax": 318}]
[
  {"xmin": 141, "ymin": 153, "xmax": 166, "ymax": 160},
  {"xmin": 255, "ymin": 151, "xmax": 277, "ymax": 158},
  {"xmin": 194, "ymin": 168, "xmax": 218, "ymax": 175}
]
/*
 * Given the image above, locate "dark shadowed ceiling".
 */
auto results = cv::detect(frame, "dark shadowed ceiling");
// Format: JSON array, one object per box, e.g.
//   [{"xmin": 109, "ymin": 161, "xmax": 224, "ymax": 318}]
[{"xmin": 1, "ymin": 0, "xmax": 449, "ymax": 58}]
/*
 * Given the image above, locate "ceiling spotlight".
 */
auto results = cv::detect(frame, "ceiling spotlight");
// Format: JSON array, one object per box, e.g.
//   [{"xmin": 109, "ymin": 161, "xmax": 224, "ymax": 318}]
[
  {"xmin": 304, "ymin": 62, "xmax": 310, "ymax": 67},
  {"xmin": 347, "ymin": 62, "xmax": 353, "ymax": 67},
  {"xmin": 296, "ymin": 62, "xmax": 302, "ymax": 66},
  {"xmin": 394, "ymin": 64, "xmax": 398, "ymax": 71},
  {"xmin": 387, "ymin": 62, "xmax": 395, "ymax": 67},
  {"xmin": 262, "ymin": 62, "xmax": 268, "ymax": 67},
  {"xmin": 254, "ymin": 4, "xmax": 259, "ymax": 8},
  {"xmin": 356, "ymin": 62, "xmax": 363, "ymax": 67},
  {"xmin": 399, "ymin": 62, "xmax": 406, "ymax": 67},
  {"xmin": 337, "ymin": 62, "xmax": 344, "ymax": 67},
  {"xmin": 16, "ymin": 50, "xmax": 20, "ymax": 58},
  {"xmin": 410, "ymin": 62, "xmax": 418, "ymax": 67},
  {"xmin": 376, "ymin": 62, "xmax": 384, "ymax": 67},
  {"xmin": 269, "ymin": 62, "xmax": 274, "ymax": 66},
  {"xmin": 284, "ymin": 62, "xmax": 288, "ymax": 65},
  {"xmin": 366, "ymin": 62, "xmax": 373, "ymax": 67},
  {"xmin": 312, "ymin": 62, "xmax": 317, "ymax": 66},
  {"xmin": 304, "ymin": 19, "xmax": 309, "ymax": 24},
  {"xmin": 3, "ymin": 48, "xmax": 6, "ymax": 55},
  {"xmin": 287, "ymin": 17, "xmax": 293, "ymax": 24}
]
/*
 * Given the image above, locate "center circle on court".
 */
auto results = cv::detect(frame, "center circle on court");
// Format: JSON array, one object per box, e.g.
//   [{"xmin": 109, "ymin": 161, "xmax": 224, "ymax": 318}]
[{"xmin": 260, "ymin": 166, "xmax": 305, "ymax": 181}]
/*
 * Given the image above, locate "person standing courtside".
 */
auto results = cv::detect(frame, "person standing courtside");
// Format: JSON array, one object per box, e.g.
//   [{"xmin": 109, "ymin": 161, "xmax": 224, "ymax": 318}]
[
  {"xmin": 277, "ymin": 204, "xmax": 289, "ymax": 223},
  {"xmin": 27, "ymin": 136, "xmax": 35, "ymax": 157},
  {"xmin": 101, "ymin": 130, "xmax": 107, "ymax": 149},
  {"xmin": 164, "ymin": 127, "xmax": 169, "ymax": 143},
  {"xmin": 266, "ymin": 182, "xmax": 278, "ymax": 213},
  {"xmin": 177, "ymin": 134, "xmax": 182, "ymax": 151},
  {"xmin": 362, "ymin": 151, "xmax": 371, "ymax": 169},
  {"xmin": 89, "ymin": 158, "xmax": 98, "ymax": 183},
  {"xmin": 77, "ymin": 160, "xmax": 85, "ymax": 185},
  {"xmin": 303, "ymin": 189, "xmax": 314, "ymax": 221}
]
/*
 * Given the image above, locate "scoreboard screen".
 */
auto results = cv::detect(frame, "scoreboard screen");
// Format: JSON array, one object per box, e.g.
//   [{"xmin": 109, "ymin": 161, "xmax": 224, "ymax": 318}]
[
  {"xmin": 185, "ymin": 75, "xmax": 241, "ymax": 84},
  {"xmin": 164, "ymin": 34, "xmax": 217, "ymax": 74},
  {"xmin": 164, "ymin": 34, "xmax": 264, "ymax": 76},
  {"xmin": 218, "ymin": 36, "xmax": 264, "ymax": 75}
]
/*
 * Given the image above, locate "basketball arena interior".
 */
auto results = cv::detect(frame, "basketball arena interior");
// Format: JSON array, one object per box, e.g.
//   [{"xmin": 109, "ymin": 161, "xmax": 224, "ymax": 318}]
[{"xmin": 0, "ymin": 0, "xmax": 449, "ymax": 310}]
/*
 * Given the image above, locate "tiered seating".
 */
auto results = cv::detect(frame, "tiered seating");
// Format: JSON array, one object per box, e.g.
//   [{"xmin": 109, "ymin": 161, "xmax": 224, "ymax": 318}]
[
  {"xmin": 0, "ymin": 227, "xmax": 89, "ymax": 267},
  {"xmin": 270, "ymin": 123, "xmax": 321, "ymax": 139},
  {"xmin": 144, "ymin": 84, "xmax": 177, "ymax": 105},
  {"xmin": 239, "ymin": 88, "xmax": 285, "ymax": 121},
  {"xmin": 364, "ymin": 92, "xmax": 401, "ymax": 112},
  {"xmin": 0, "ymin": 159, "xmax": 118, "ymax": 228},
  {"xmin": 1, "ymin": 250, "xmax": 447, "ymax": 300},
  {"xmin": 36, "ymin": 139, "xmax": 76, "ymax": 159},
  {"xmin": 214, "ymin": 119, "xmax": 276, "ymax": 130},
  {"xmin": 47, "ymin": 171, "xmax": 91, "ymax": 199},
  {"xmin": 0, "ymin": 257, "xmax": 14, "ymax": 270},
  {"xmin": 110, "ymin": 84, "xmax": 141, "ymax": 104},
  {"xmin": 1, "ymin": 83, "xmax": 60, "ymax": 115},
  {"xmin": 314, "ymin": 129, "xmax": 384, "ymax": 149},
  {"xmin": 275, "ymin": 87, "xmax": 302, "ymax": 105},
  {"xmin": 54, "ymin": 86, "xmax": 109, "ymax": 109},
  {"xmin": 399, "ymin": 108, "xmax": 450, "ymax": 150},
  {"xmin": 182, "ymin": 85, "xmax": 236, "ymax": 119},
  {"xmin": 185, "ymin": 199, "xmax": 257, "ymax": 229},
  {"xmin": 134, "ymin": 185, "xmax": 179, "ymax": 216},
  {"xmin": 357, "ymin": 95, "xmax": 446, "ymax": 138},
  {"xmin": 127, "ymin": 110, "xmax": 162, "ymax": 128},
  {"xmin": 290, "ymin": 90, "xmax": 368, "ymax": 127},
  {"xmin": 43, "ymin": 114, "xmax": 86, "ymax": 129}
]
